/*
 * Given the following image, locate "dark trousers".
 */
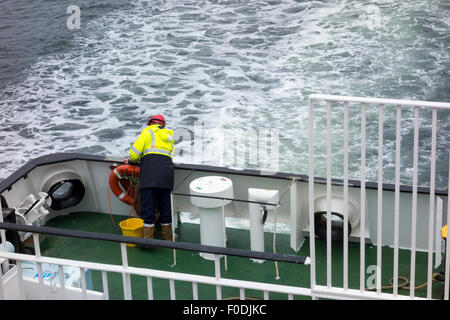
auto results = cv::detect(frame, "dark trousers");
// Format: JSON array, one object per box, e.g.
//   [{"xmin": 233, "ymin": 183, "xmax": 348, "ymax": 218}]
[{"xmin": 140, "ymin": 187, "xmax": 172, "ymax": 225}]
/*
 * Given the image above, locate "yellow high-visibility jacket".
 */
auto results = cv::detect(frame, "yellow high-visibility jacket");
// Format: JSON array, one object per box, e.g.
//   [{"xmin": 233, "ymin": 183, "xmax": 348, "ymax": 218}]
[{"xmin": 129, "ymin": 124, "xmax": 174, "ymax": 163}]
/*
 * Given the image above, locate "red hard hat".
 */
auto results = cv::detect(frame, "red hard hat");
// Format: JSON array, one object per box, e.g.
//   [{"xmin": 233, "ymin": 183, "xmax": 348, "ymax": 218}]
[{"xmin": 148, "ymin": 114, "xmax": 166, "ymax": 126}]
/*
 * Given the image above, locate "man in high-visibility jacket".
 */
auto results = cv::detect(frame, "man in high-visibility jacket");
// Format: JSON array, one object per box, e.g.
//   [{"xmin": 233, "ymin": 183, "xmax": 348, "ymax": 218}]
[{"xmin": 125, "ymin": 114, "xmax": 175, "ymax": 242}]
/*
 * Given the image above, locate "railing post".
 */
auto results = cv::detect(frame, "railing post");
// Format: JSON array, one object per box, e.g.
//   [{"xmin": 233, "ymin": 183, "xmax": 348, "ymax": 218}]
[
  {"xmin": 410, "ymin": 106, "xmax": 419, "ymax": 298},
  {"xmin": 214, "ymin": 254, "xmax": 222, "ymax": 300},
  {"xmin": 120, "ymin": 242, "xmax": 132, "ymax": 300},
  {"xmin": 33, "ymin": 233, "xmax": 45, "ymax": 299},
  {"xmin": 360, "ymin": 102, "xmax": 367, "ymax": 293},
  {"xmin": 393, "ymin": 105, "xmax": 402, "ymax": 296},
  {"xmin": 192, "ymin": 282, "xmax": 198, "ymax": 300},
  {"xmin": 80, "ymin": 267, "xmax": 87, "ymax": 299},
  {"xmin": 308, "ymin": 97, "xmax": 316, "ymax": 291},
  {"xmin": 221, "ymin": 199, "xmax": 227, "ymax": 271},
  {"xmin": 376, "ymin": 104, "xmax": 384, "ymax": 295},
  {"xmin": 58, "ymin": 265, "xmax": 65, "ymax": 293},
  {"xmin": 444, "ymin": 151, "xmax": 450, "ymax": 300},
  {"xmin": 326, "ymin": 100, "xmax": 332, "ymax": 289},
  {"xmin": 147, "ymin": 276, "xmax": 153, "ymax": 300},
  {"xmin": 343, "ymin": 101, "xmax": 349, "ymax": 291},
  {"xmin": 169, "ymin": 279, "xmax": 176, "ymax": 300},
  {"xmin": 239, "ymin": 288, "xmax": 245, "ymax": 300},
  {"xmin": 102, "ymin": 271, "xmax": 109, "ymax": 300},
  {"xmin": 427, "ymin": 108, "xmax": 437, "ymax": 299}
]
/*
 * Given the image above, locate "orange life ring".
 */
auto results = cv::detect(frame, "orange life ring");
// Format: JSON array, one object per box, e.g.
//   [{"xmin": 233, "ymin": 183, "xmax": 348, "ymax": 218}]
[{"xmin": 109, "ymin": 165, "xmax": 141, "ymax": 205}]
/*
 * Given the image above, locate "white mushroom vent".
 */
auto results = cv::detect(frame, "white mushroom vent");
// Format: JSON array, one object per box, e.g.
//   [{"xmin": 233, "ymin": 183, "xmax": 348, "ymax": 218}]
[{"xmin": 189, "ymin": 176, "xmax": 233, "ymax": 208}]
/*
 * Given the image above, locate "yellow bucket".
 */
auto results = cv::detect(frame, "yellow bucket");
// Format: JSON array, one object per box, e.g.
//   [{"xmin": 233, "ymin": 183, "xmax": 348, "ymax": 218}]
[{"xmin": 119, "ymin": 218, "xmax": 144, "ymax": 247}]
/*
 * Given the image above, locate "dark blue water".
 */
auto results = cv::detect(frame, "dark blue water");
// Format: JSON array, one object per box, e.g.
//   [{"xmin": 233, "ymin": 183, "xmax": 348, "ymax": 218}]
[
  {"xmin": 0, "ymin": 0, "xmax": 449, "ymax": 188},
  {"xmin": 0, "ymin": 0, "xmax": 127, "ymax": 91}
]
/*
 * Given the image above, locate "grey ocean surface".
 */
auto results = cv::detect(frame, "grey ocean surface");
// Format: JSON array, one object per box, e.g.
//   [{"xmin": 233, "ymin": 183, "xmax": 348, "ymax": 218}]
[{"xmin": 0, "ymin": 0, "xmax": 449, "ymax": 188}]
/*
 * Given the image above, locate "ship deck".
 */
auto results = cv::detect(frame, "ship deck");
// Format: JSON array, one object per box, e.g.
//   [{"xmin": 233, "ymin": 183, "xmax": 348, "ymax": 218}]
[{"xmin": 38, "ymin": 211, "xmax": 446, "ymax": 300}]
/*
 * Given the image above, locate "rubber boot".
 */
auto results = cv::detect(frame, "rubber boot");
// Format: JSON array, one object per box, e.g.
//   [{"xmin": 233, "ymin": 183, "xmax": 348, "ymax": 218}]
[
  {"xmin": 161, "ymin": 224, "xmax": 174, "ymax": 242},
  {"xmin": 142, "ymin": 225, "xmax": 155, "ymax": 249}
]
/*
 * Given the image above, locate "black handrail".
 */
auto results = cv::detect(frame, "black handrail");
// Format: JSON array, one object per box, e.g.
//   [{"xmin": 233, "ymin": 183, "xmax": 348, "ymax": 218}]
[{"xmin": 0, "ymin": 222, "xmax": 310, "ymax": 265}]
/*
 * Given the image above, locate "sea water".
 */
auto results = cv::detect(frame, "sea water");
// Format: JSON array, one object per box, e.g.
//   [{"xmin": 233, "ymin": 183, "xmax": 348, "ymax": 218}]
[{"xmin": 0, "ymin": 0, "xmax": 449, "ymax": 188}]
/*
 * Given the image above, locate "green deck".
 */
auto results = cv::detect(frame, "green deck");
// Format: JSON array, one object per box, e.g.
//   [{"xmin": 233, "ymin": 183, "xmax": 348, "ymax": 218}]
[{"xmin": 40, "ymin": 212, "xmax": 446, "ymax": 300}]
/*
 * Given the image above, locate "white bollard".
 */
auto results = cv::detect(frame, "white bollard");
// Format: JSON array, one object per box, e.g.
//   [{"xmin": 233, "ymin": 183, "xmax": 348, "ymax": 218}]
[{"xmin": 248, "ymin": 188, "xmax": 279, "ymax": 262}]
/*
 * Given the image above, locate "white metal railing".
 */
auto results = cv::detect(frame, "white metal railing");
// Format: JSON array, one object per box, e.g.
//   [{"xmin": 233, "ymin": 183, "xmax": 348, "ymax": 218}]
[
  {"xmin": 0, "ymin": 241, "xmax": 420, "ymax": 300},
  {"xmin": 308, "ymin": 94, "xmax": 450, "ymax": 300},
  {"xmin": 0, "ymin": 228, "xmax": 311, "ymax": 300}
]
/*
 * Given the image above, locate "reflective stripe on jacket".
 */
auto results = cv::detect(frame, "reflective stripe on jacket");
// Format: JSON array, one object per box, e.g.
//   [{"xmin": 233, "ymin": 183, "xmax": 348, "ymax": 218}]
[{"xmin": 129, "ymin": 124, "xmax": 174, "ymax": 163}]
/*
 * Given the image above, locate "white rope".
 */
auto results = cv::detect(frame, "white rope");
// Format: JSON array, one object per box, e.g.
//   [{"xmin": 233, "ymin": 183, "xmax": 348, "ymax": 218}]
[
  {"xmin": 273, "ymin": 204, "xmax": 280, "ymax": 280},
  {"xmin": 272, "ymin": 178, "xmax": 297, "ymax": 280}
]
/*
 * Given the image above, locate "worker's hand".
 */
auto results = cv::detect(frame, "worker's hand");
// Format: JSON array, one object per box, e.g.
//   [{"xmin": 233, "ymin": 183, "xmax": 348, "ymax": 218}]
[{"xmin": 124, "ymin": 158, "xmax": 129, "ymax": 164}]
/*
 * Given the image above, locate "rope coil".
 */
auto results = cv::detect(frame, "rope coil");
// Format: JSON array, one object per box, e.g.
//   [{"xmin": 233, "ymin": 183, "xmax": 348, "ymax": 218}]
[{"xmin": 366, "ymin": 272, "xmax": 444, "ymax": 291}]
